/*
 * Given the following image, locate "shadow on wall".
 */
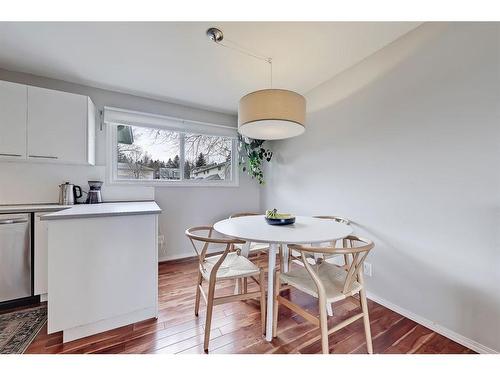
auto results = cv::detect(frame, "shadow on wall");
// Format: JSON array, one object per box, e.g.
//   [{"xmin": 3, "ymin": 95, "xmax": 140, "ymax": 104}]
[
  {"xmin": 305, "ymin": 22, "xmax": 450, "ymax": 113},
  {"xmin": 352, "ymin": 220, "xmax": 500, "ymax": 352}
]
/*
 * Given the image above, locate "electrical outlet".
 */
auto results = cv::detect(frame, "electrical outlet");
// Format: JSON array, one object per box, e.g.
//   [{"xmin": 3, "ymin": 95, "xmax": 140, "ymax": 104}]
[{"xmin": 363, "ymin": 262, "xmax": 373, "ymax": 277}]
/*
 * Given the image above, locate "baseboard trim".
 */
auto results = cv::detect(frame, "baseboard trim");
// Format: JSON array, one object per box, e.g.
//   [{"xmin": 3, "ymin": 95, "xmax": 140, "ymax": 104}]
[
  {"xmin": 159, "ymin": 247, "xmax": 266, "ymax": 263},
  {"xmin": 159, "ymin": 253, "xmax": 197, "ymax": 264},
  {"xmin": 366, "ymin": 291, "xmax": 498, "ymax": 354},
  {"xmin": 159, "ymin": 251, "xmax": 217, "ymax": 263}
]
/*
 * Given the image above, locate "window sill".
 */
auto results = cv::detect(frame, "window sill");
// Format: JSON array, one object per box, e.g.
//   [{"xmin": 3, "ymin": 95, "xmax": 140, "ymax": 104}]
[{"xmin": 108, "ymin": 179, "xmax": 240, "ymax": 188}]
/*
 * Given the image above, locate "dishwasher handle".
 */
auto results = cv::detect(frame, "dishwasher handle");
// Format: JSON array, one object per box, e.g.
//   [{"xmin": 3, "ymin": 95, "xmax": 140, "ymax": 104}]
[{"xmin": 0, "ymin": 218, "xmax": 29, "ymax": 225}]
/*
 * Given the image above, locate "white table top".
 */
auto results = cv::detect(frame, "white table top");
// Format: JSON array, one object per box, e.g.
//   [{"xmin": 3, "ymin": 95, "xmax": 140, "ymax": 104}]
[{"xmin": 214, "ymin": 215, "xmax": 352, "ymax": 244}]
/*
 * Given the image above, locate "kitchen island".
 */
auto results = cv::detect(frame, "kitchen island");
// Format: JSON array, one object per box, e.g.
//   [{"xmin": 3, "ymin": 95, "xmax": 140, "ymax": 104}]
[{"xmin": 41, "ymin": 201, "xmax": 161, "ymax": 343}]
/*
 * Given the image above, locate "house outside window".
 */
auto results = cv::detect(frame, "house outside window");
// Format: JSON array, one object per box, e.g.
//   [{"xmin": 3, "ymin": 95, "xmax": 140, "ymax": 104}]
[{"xmin": 191, "ymin": 162, "xmax": 231, "ymax": 180}]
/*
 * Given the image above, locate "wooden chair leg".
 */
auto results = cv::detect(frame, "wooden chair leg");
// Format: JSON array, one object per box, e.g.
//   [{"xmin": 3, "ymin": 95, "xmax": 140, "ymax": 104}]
[
  {"xmin": 204, "ymin": 279, "xmax": 216, "ymax": 353},
  {"xmin": 273, "ymin": 270, "xmax": 280, "ymax": 338},
  {"xmin": 194, "ymin": 271, "xmax": 202, "ymax": 317},
  {"xmin": 343, "ymin": 254, "xmax": 350, "ymax": 268},
  {"xmin": 243, "ymin": 277, "xmax": 248, "ymax": 294},
  {"xmin": 259, "ymin": 269, "xmax": 266, "ymax": 335},
  {"xmin": 359, "ymin": 287, "xmax": 373, "ymax": 354},
  {"xmin": 318, "ymin": 295, "xmax": 329, "ymax": 354}
]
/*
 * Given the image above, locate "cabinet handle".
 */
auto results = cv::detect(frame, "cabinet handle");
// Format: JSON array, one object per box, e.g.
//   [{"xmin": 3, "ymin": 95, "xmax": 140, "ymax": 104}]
[
  {"xmin": 29, "ymin": 155, "xmax": 58, "ymax": 159},
  {"xmin": 0, "ymin": 219, "xmax": 28, "ymax": 225},
  {"xmin": 0, "ymin": 153, "xmax": 22, "ymax": 157}
]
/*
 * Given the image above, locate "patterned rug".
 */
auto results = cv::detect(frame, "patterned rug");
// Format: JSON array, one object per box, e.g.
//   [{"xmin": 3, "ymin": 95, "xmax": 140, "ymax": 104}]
[{"xmin": 0, "ymin": 305, "xmax": 47, "ymax": 354}]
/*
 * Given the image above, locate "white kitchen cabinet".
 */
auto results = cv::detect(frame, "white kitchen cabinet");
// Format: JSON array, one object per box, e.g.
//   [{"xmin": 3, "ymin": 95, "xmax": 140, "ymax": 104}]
[
  {"xmin": 34, "ymin": 213, "xmax": 48, "ymax": 298},
  {"xmin": 0, "ymin": 81, "xmax": 27, "ymax": 160},
  {"xmin": 46, "ymin": 210, "xmax": 159, "ymax": 342},
  {"xmin": 27, "ymin": 86, "xmax": 95, "ymax": 165}
]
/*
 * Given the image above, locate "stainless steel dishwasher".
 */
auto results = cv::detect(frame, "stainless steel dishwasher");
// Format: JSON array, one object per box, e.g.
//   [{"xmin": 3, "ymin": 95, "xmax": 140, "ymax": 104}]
[{"xmin": 0, "ymin": 213, "xmax": 32, "ymax": 303}]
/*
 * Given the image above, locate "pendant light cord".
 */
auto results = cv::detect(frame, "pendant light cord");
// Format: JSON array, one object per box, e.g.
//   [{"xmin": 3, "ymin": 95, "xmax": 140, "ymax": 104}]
[
  {"xmin": 212, "ymin": 38, "xmax": 273, "ymax": 88},
  {"xmin": 269, "ymin": 58, "xmax": 273, "ymax": 88}
]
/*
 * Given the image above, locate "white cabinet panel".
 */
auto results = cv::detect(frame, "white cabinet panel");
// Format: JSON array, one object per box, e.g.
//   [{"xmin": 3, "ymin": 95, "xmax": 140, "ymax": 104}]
[
  {"xmin": 27, "ymin": 86, "xmax": 94, "ymax": 165},
  {"xmin": 47, "ymin": 214, "xmax": 158, "ymax": 340},
  {"xmin": 34, "ymin": 213, "xmax": 48, "ymax": 296},
  {"xmin": 0, "ymin": 80, "xmax": 95, "ymax": 166},
  {"xmin": 0, "ymin": 81, "xmax": 27, "ymax": 160}
]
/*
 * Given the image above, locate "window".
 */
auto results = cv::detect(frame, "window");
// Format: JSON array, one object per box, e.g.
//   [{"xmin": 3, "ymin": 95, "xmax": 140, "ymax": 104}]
[{"xmin": 105, "ymin": 107, "xmax": 238, "ymax": 186}]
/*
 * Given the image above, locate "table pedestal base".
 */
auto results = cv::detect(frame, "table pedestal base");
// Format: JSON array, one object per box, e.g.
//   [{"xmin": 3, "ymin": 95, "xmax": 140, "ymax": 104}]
[{"xmin": 265, "ymin": 243, "xmax": 278, "ymax": 341}]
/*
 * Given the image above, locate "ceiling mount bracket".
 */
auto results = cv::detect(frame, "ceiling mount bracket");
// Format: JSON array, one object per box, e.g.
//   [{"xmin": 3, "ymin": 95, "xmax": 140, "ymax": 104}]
[{"xmin": 206, "ymin": 28, "xmax": 223, "ymax": 43}]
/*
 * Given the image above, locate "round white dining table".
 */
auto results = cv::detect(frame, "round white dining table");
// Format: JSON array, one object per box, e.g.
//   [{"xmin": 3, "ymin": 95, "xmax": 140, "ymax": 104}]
[{"xmin": 213, "ymin": 215, "xmax": 353, "ymax": 341}]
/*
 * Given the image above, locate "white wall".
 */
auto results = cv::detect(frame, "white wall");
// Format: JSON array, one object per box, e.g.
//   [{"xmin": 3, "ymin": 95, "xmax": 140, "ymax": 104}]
[
  {"xmin": 0, "ymin": 69, "xmax": 260, "ymax": 261},
  {"xmin": 155, "ymin": 176, "xmax": 261, "ymax": 260},
  {"xmin": 262, "ymin": 23, "xmax": 500, "ymax": 352},
  {"xmin": 0, "ymin": 164, "xmax": 155, "ymax": 204}
]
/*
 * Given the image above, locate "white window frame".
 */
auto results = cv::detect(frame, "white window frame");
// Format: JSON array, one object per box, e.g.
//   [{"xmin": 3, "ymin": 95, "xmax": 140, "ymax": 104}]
[{"xmin": 105, "ymin": 107, "xmax": 239, "ymax": 187}]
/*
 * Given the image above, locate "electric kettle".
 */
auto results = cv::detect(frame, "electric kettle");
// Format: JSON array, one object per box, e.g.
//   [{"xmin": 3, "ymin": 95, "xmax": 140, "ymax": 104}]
[{"xmin": 58, "ymin": 182, "xmax": 82, "ymax": 205}]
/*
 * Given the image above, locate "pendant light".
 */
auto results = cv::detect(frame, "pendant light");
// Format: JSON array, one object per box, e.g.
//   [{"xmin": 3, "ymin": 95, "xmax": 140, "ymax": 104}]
[{"xmin": 207, "ymin": 27, "xmax": 306, "ymax": 140}]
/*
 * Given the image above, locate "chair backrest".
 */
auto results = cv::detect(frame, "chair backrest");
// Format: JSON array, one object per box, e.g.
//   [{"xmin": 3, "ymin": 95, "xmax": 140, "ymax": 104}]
[
  {"xmin": 313, "ymin": 216, "xmax": 351, "ymax": 249},
  {"xmin": 288, "ymin": 235, "xmax": 374, "ymax": 294},
  {"xmin": 185, "ymin": 226, "xmax": 245, "ymax": 270},
  {"xmin": 229, "ymin": 212, "xmax": 260, "ymax": 219}
]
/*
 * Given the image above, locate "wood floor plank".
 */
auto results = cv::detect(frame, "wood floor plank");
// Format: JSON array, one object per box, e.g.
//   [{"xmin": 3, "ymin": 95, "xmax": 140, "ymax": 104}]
[
  {"xmin": 383, "ymin": 325, "xmax": 435, "ymax": 354},
  {"xmin": 19, "ymin": 253, "xmax": 475, "ymax": 354}
]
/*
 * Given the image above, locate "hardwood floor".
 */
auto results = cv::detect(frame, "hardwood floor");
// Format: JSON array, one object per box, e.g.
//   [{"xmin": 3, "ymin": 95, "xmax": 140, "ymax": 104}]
[{"xmin": 24, "ymin": 253, "xmax": 475, "ymax": 354}]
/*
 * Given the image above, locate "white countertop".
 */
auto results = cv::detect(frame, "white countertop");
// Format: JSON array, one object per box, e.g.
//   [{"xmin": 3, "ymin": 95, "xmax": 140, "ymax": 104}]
[
  {"xmin": 40, "ymin": 201, "xmax": 162, "ymax": 220},
  {"xmin": 0, "ymin": 203, "xmax": 72, "ymax": 214}
]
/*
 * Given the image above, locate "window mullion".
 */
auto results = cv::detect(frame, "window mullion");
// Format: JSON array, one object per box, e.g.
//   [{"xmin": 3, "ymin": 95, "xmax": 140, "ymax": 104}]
[{"xmin": 179, "ymin": 132, "xmax": 185, "ymax": 181}]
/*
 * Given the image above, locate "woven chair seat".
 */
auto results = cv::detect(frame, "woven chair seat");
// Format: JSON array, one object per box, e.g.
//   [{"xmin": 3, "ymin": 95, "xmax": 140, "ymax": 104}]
[
  {"xmin": 280, "ymin": 262, "xmax": 362, "ymax": 303},
  {"xmin": 201, "ymin": 252, "xmax": 260, "ymax": 280}
]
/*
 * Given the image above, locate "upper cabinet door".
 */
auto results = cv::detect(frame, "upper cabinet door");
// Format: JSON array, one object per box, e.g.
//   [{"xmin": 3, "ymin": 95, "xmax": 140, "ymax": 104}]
[
  {"xmin": 27, "ymin": 86, "xmax": 93, "ymax": 165},
  {"xmin": 0, "ymin": 81, "xmax": 27, "ymax": 159}
]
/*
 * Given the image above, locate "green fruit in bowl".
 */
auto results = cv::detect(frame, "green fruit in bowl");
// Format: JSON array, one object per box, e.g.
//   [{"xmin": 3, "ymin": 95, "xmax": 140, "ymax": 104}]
[
  {"xmin": 265, "ymin": 209, "xmax": 277, "ymax": 218},
  {"xmin": 265, "ymin": 208, "xmax": 293, "ymax": 219}
]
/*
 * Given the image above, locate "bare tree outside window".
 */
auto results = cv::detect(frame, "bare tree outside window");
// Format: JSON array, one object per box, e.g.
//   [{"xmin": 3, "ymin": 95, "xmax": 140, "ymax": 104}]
[
  {"xmin": 184, "ymin": 133, "xmax": 232, "ymax": 181},
  {"xmin": 147, "ymin": 130, "xmax": 230, "ymax": 160},
  {"xmin": 117, "ymin": 144, "xmax": 152, "ymax": 179},
  {"xmin": 146, "ymin": 129, "xmax": 232, "ymax": 181},
  {"xmin": 114, "ymin": 124, "xmax": 234, "ymax": 183},
  {"xmin": 116, "ymin": 125, "xmax": 180, "ymax": 180}
]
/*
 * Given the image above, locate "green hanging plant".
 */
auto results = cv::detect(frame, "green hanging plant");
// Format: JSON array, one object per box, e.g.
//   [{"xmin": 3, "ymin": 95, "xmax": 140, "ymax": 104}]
[{"xmin": 238, "ymin": 135, "xmax": 273, "ymax": 185}]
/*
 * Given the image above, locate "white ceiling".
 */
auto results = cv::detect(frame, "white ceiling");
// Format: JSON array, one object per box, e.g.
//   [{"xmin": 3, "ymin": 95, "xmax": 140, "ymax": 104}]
[{"xmin": 0, "ymin": 22, "xmax": 421, "ymax": 113}]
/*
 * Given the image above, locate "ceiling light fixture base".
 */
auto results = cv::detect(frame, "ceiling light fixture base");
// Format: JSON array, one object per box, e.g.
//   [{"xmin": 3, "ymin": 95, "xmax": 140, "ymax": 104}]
[{"xmin": 206, "ymin": 28, "xmax": 224, "ymax": 43}]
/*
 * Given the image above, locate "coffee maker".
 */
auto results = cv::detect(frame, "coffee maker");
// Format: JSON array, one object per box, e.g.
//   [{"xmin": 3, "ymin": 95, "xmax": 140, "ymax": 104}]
[{"xmin": 86, "ymin": 181, "xmax": 103, "ymax": 204}]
